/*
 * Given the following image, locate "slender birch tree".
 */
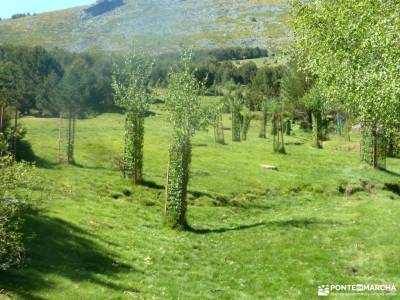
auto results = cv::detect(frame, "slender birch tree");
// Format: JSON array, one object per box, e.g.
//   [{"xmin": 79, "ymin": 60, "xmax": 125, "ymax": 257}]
[
  {"xmin": 57, "ymin": 58, "xmax": 94, "ymax": 164},
  {"xmin": 224, "ymin": 82, "xmax": 243, "ymax": 142},
  {"xmin": 112, "ymin": 51, "xmax": 153, "ymax": 184},
  {"xmin": 303, "ymin": 85, "xmax": 328, "ymax": 149},
  {"xmin": 164, "ymin": 50, "xmax": 207, "ymax": 229}
]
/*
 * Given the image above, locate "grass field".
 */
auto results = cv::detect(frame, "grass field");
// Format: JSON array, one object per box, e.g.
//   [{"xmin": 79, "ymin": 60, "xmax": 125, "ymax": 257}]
[{"xmin": 1, "ymin": 102, "xmax": 399, "ymax": 299}]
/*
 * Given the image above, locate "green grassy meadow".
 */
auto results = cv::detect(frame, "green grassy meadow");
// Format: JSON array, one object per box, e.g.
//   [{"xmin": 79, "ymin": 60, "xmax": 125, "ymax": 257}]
[{"xmin": 1, "ymin": 102, "xmax": 400, "ymax": 299}]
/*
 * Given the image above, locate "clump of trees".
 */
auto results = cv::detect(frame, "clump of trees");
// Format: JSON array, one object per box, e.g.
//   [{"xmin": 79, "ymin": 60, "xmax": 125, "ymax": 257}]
[
  {"xmin": 112, "ymin": 51, "xmax": 153, "ymax": 184},
  {"xmin": 291, "ymin": 0, "xmax": 400, "ymax": 168},
  {"xmin": 0, "ymin": 46, "xmax": 63, "ymax": 159},
  {"xmin": 11, "ymin": 13, "xmax": 37, "ymax": 20},
  {"xmin": 209, "ymin": 101, "xmax": 225, "ymax": 144},
  {"xmin": 0, "ymin": 45, "xmax": 115, "ymax": 162},
  {"xmin": 150, "ymin": 47, "xmax": 269, "ymax": 87}
]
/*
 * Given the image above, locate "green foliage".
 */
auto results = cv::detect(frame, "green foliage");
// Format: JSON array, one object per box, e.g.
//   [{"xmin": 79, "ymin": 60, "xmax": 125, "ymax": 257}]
[
  {"xmin": 270, "ymin": 98, "xmax": 286, "ymax": 154},
  {"xmin": 164, "ymin": 50, "xmax": 206, "ymax": 229},
  {"xmin": 112, "ymin": 50, "xmax": 153, "ymax": 183},
  {"xmin": 387, "ymin": 133, "xmax": 400, "ymax": 158},
  {"xmin": 0, "ymin": 107, "xmax": 27, "ymax": 157},
  {"xmin": 0, "ymin": 156, "xmax": 35, "ymax": 270},
  {"xmin": 164, "ymin": 134, "xmax": 191, "ymax": 229},
  {"xmin": 258, "ymin": 100, "xmax": 268, "ymax": 138},
  {"xmin": 290, "ymin": 0, "xmax": 400, "ymax": 135},
  {"xmin": 311, "ymin": 111, "xmax": 323, "ymax": 149},
  {"xmin": 241, "ymin": 108, "xmax": 252, "ymax": 141},
  {"xmin": 251, "ymin": 65, "xmax": 284, "ymax": 98},
  {"xmin": 303, "ymin": 84, "xmax": 328, "ymax": 149},
  {"xmin": 0, "ymin": 60, "xmax": 24, "ymax": 109},
  {"xmin": 280, "ymin": 61, "xmax": 310, "ymax": 116},
  {"xmin": 0, "ymin": 46, "xmax": 114, "ymax": 117},
  {"xmin": 0, "ymin": 45, "xmax": 63, "ymax": 113},
  {"xmin": 208, "ymin": 101, "xmax": 225, "ymax": 144},
  {"xmin": 285, "ymin": 119, "xmax": 291, "ymax": 136},
  {"xmin": 224, "ymin": 82, "xmax": 244, "ymax": 142},
  {"xmin": 361, "ymin": 125, "xmax": 387, "ymax": 169},
  {"xmin": 150, "ymin": 47, "xmax": 268, "ymax": 87},
  {"xmin": 56, "ymin": 58, "xmax": 98, "ymax": 163}
]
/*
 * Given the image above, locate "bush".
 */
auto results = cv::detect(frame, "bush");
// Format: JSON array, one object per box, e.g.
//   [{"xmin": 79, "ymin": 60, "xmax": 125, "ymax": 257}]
[
  {"xmin": 0, "ymin": 198, "xmax": 24, "ymax": 270},
  {"xmin": 0, "ymin": 156, "xmax": 35, "ymax": 270}
]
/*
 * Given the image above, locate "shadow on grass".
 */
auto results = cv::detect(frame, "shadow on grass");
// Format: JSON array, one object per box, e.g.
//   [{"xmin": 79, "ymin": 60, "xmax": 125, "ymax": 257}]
[
  {"xmin": 141, "ymin": 180, "xmax": 164, "ymax": 190},
  {"xmin": 189, "ymin": 218, "xmax": 341, "ymax": 234},
  {"xmin": 0, "ymin": 214, "xmax": 139, "ymax": 299},
  {"xmin": 380, "ymin": 168, "xmax": 400, "ymax": 177},
  {"xmin": 192, "ymin": 143, "xmax": 208, "ymax": 147},
  {"xmin": 16, "ymin": 140, "xmax": 58, "ymax": 170},
  {"xmin": 140, "ymin": 180, "xmax": 214, "ymax": 200},
  {"xmin": 34, "ymin": 157, "xmax": 59, "ymax": 169},
  {"xmin": 384, "ymin": 183, "xmax": 400, "ymax": 196},
  {"xmin": 32, "ymin": 159, "xmax": 108, "ymax": 171},
  {"xmin": 70, "ymin": 162, "xmax": 110, "ymax": 171}
]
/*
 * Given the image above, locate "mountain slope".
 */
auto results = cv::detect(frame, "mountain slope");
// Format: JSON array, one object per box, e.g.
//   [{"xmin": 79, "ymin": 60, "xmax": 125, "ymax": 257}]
[{"xmin": 0, "ymin": 0, "xmax": 290, "ymax": 53}]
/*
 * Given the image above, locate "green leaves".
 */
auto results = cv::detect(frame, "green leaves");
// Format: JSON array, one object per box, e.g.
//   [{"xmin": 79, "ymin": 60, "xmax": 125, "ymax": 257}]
[
  {"xmin": 165, "ymin": 50, "xmax": 206, "ymax": 138},
  {"xmin": 164, "ymin": 50, "xmax": 207, "ymax": 229},
  {"xmin": 112, "ymin": 50, "xmax": 153, "ymax": 115},
  {"xmin": 0, "ymin": 156, "xmax": 36, "ymax": 270},
  {"xmin": 112, "ymin": 49, "xmax": 153, "ymax": 183},
  {"xmin": 290, "ymin": 0, "xmax": 400, "ymax": 133}
]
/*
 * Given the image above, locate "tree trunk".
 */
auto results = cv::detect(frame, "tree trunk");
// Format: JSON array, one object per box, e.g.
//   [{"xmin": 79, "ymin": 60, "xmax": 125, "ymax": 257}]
[
  {"xmin": 219, "ymin": 114, "xmax": 225, "ymax": 143},
  {"xmin": 285, "ymin": 119, "xmax": 291, "ymax": 136},
  {"xmin": 278, "ymin": 114, "xmax": 286, "ymax": 153},
  {"xmin": 123, "ymin": 112, "xmax": 144, "ymax": 184},
  {"xmin": 58, "ymin": 113, "xmax": 64, "ymax": 163},
  {"xmin": 133, "ymin": 115, "xmax": 144, "ymax": 184},
  {"xmin": 336, "ymin": 113, "xmax": 343, "ymax": 136},
  {"xmin": 371, "ymin": 125, "xmax": 377, "ymax": 169},
  {"xmin": 241, "ymin": 111, "xmax": 251, "ymax": 141},
  {"xmin": 272, "ymin": 114, "xmax": 285, "ymax": 153},
  {"xmin": 232, "ymin": 107, "xmax": 241, "ymax": 142},
  {"xmin": 72, "ymin": 116, "xmax": 76, "ymax": 160},
  {"xmin": 343, "ymin": 113, "xmax": 351, "ymax": 141},
  {"xmin": 360, "ymin": 123, "xmax": 386, "ymax": 169},
  {"xmin": 259, "ymin": 106, "xmax": 267, "ymax": 138},
  {"xmin": 214, "ymin": 111, "xmax": 225, "ymax": 144},
  {"xmin": 0, "ymin": 105, "xmax": 4, "ymax": 132},
  {"xmin": 164, "ymin": 134, "xmax": 191, "ymax": 229},
  {"xmin": 312, "ymin": 111, "xmax": 322, "ymax": 149},
  {"xmin": 12, "ymin": 107, "xmax": 18, "ymax": 160},
  {"xmin": 213, "ymin": 119, "xmax": 218, "ymax": 143},
  {"xmin": 67, "ymin": 110, "xmax": 75, "ymax": 164}
]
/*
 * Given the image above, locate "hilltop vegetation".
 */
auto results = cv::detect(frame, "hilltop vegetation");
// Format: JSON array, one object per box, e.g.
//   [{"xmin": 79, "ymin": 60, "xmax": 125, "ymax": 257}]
[
  {"xmin": 0, "ymin": 0, "xmax": 289, "ymax": 53},
  {"xmin": 84, "ymin": 0, "xmax": 125, "ymax": 17}
]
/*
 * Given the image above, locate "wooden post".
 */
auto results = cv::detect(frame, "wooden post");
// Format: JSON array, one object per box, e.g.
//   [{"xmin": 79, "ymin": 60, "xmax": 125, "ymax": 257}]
[
  {"xmin": 12, "ymin": 107, "xmax": 18, "ymax": 160},
  {"xmin": 0, "ymin": 105, "xmax": 4, "ymax": 132}
]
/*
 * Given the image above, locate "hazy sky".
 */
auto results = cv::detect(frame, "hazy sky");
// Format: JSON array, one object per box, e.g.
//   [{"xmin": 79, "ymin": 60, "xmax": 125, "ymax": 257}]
[{"xmin": 0, "ymin": 0, "xmax": 93, "ymax": 19}]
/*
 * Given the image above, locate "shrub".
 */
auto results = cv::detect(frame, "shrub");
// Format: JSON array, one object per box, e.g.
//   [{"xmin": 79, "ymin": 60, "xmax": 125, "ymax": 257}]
[{"xmin": 0, "ymin": 156, "xmax": 35, "ymax": 270}]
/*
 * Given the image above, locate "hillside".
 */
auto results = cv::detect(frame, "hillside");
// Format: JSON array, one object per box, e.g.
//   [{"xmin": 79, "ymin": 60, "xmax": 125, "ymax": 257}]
[
  {"xmin": 0, "ymin": 0, "xmax": 290, "ymax": 53},
  {"xmin": 1, "ymin": 108, "xmax": 399, "ymax": 299}
]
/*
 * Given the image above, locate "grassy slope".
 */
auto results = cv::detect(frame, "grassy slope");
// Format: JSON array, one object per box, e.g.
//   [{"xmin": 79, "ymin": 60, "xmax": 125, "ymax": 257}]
[{"xmin": 0, "ymin": 103, "xmax": 399, "ymax": 299}]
